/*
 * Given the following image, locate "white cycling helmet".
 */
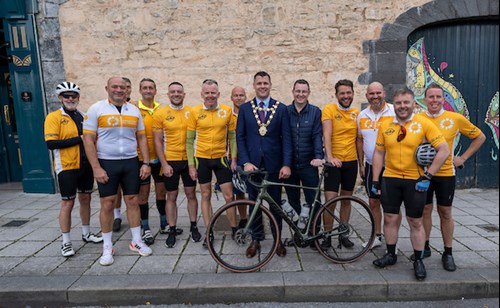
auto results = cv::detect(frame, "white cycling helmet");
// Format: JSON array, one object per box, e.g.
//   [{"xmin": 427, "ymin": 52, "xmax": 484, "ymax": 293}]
[
  {"xmin": 55, "ymin": 81, "xmax": 80, "ymax": 95},
  {"xmin": 232, "ymin": 172, "xmax": 247, "ymax": 194},
  {"xmin": 415, "ymin": 143, "xmax": 437, "ymax": 166}
]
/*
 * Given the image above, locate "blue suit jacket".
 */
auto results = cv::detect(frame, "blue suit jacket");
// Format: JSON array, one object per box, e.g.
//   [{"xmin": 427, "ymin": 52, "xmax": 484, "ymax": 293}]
[{"xmin": 236, "ymin": 97, "xmax": 292, "ymax": 174}]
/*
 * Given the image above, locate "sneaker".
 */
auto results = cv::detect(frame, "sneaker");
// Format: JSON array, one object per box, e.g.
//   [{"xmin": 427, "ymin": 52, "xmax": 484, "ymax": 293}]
[
  {"xmin": 202, "ymin": 233, "xmax": 214, "ymax": 249},
  {"xmin": 410, "ymin": 249, "xmax": 431, "ymax": 261},
  {"xmin": 339, "ymin": 235, "xmax": 354, "ymax": 248},
  {"xmin": 160, "ymin": 225, "xmax": 184, "ymax": 235},
  {"xmin": 190, "ymin": 226, "xmax": 202, "ymax": 242},
  {"xmin": 82, "ymin": 233, "xmax": 103, "ymax": 244},
  {"xmin": 320, "ymin": 238, "xmax": 332, "ymax": 251},
  {"xmin": 113, "ymin": 218, "xmax": 122, "ymax": 232},
  {"xmin": 99, "ymin": 246, "xmax": 115, "ymax": 266},
  {"xmin": 363, "ymin": 236, "xmax": 382, "ymax": 249},
  {"xmin": 442, "ymin": 254, "xmax": 457, "ymax": 272},
  {"xmin": 129, "ymin": 241, "xmax": 152, "ymax": 256},
  {"xmin": 61, "ymin": 242, "xmax": 75, "ymax": 257},
  {"xmin": 414, "ymin": 259, "xmax": 427, "ymax": 280},
  {"xmin": 142, "ymin": 230, "xmax": 155, "ymax": 246},
  {"xmin": 165, "ymin": 230, "xmax": 176, "ymax": 248},
  {"xmin": 373, "ymin": 252, "xmax": 397, "ymax": 268}
]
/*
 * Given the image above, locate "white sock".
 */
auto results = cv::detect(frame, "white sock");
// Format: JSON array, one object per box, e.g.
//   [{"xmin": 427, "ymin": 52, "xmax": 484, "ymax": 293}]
[
  {"xmin": 82, "ymin": 225, "xmax": 90, "ymax": 236},
  {"xmin": 114, "ymin": 208, "xmax": 121, "ymax": 219},
  {"xmin": 130, "ymin": 226, "xmax": 141, "ymax": 243},
  {"xmin": 62, "ymin": 232, "xmax": 71, "ymax": 244},
  {"xmin": 102, "ymin": 232, "xmax": 113, "ymax": 249}
]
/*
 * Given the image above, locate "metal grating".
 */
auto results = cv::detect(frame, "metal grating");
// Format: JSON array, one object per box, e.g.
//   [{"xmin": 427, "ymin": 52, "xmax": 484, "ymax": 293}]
[
  {"xmin": 477, "ymin": 224, "xmax": 499, "ymax": 232},
  {"xmin": 2, "ymin": 219, "xmax": 29, "ymax": 227}
]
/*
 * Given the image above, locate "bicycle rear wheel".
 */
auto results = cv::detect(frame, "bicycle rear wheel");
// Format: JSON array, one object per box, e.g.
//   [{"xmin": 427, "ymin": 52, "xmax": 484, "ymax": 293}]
[
  {"xmin": 207, "ymin": 200, "xmax": 279, "ymax": 273},
  {"xmin": 313, "ymin": 195, "xmax": 374, "ymax": 263}
]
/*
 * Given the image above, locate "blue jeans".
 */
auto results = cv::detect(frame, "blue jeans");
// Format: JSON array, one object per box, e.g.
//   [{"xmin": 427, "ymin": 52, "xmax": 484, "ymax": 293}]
[{"xmin": 285, "ymin": 166, "xmax": 320, "ymax": 213}]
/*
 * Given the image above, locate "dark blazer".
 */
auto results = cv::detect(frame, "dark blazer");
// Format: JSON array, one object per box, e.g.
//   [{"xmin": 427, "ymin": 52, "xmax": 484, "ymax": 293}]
[{"xmin": 236, "ymin": 97, "xmax": 292, "ymax": 174}]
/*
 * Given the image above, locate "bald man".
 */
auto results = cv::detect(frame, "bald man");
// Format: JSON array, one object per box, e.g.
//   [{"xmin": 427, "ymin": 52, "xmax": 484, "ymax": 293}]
[
  {"xmin": 83, "ymin": 77, "xmax": 153, "ymax": 266},
  {"xmin": 356, "ymin": 81, "xmax": 396, "ymax": 249}
]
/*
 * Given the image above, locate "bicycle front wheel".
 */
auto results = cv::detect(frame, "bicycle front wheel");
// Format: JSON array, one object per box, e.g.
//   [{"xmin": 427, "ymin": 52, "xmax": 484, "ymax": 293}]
[
  {"xmin": 207, "ymin": 200, "xmax": 279, "ymax": 273},
  {"xmin": 313, "ymin": 195, "xmax": 375, "ymax": 263}
]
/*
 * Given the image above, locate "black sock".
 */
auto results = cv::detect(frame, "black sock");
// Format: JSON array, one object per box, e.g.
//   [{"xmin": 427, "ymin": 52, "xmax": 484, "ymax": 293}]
[
  {"xmin": 376, "ymin": 233, "xmax": 382, "ymax": 239},
  {"xmin": 387, "ymin": 244, "xmax": 396, "ymax": 256},
  {"xmin": 444, "ymin": 246, "xmax": 452, "ymax": 255},
  {"xmin": 191, "ymin": 221, "xmax": 197, "ymax": 228},
  {"xmin": 424, "ymin": 240, "xmax": 430, "ymax": 251},
  {"xmin": 414, "ymin": 249, "xmax": 423, "ymax": 260}
]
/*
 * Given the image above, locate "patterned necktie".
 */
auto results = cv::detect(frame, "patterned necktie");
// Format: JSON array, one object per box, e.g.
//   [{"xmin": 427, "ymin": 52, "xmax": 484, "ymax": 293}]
[{"xmin": 259, "ymin": 102, "xmax": 266, "ymax": 123}]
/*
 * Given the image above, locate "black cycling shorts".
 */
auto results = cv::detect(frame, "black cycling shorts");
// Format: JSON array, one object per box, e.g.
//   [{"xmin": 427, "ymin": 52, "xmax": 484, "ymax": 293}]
[
  {"xmin": 364, "ymin": 162, "xmax": 384, "ymax": 199},
  {"xmin": 196, "ymin": 157, "xmax": 232, "ymax": 185},
  {"xmin": 426, "ymin": 176, "xmax": 456, "ymax": 206},
  {"xmin": 97, "ymin": 157, "xmax": 140, "ymax": 198},
  {"xmin": 57, "ymin": 161, "xmax": 94, "ymax": 200},
  {"xmin": 139, "ymin": 161, "xmax": 164, "ymax": 185},
  {"xmin": 324, "ymin": 160, "xmax": 358, "ymax": 192},
  {"xmin": 163, "ymin": 160, "xmax": 197, "ymax": 192},
  {"xmin": 381, "ymin": 177, "xmax": 427, "ymax": 218}
]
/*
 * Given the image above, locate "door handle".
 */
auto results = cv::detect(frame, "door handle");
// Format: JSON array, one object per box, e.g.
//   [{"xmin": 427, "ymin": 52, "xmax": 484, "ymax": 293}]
[{"xmin": 4, "ymin": 105, "xmax": 10, "ymax": 125}]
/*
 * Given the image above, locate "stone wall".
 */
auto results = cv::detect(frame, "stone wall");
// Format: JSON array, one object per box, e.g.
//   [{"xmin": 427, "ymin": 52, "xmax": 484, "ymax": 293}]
[{"xmin": 52, "ymin": 0, "xmax": 430, "ymax": 111}]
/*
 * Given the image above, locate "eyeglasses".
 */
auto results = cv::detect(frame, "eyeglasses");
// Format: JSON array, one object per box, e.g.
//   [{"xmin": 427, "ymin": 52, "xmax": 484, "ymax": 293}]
[
  {"xmin": 397, "ymin": 126, "xmax": 407, "ymax": 142},
  {"xmin": 61, "ymin": 93, "xmax": 79, "ymax": 99}
]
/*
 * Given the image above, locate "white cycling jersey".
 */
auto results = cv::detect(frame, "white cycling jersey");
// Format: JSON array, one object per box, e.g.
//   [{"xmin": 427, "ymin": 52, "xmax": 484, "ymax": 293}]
[{"xmin": 83, "ymin": 99, "xmax": 145, "ymax": 160}]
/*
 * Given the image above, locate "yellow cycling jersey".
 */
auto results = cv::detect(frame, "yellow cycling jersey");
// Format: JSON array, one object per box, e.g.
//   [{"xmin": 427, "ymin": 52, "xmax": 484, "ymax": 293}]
[
  {"xmin": 421, "ymin": 110, "xmax": 482, "ymax": 176},
  {"xmin": 137, "ymin": 100, "xmax": 161, "ymax": 162},
  {"xmin": 187, "ymin": 103, "xmax": 235, "ymax": 159},
  {"xmin": 375, "ymin": 113, "xmax": 446, "ymax": 180},
  {"xmin": 322, "ymin": 103, "xmax": 359, "ymax": 162},
  {"xmin": 152, "ymin": 105, "xmax": 191, "ymax": 161},
  {"xmin": 44, "ymin": 108, "xmax": 83, "ymax": 174},
  {"xmin": 83, "ymin": 99, "xmax": 145, "ymax": 160},
  {"xmin": 228, "ymin": 110, "xmax": 238, "ymax": 160}
]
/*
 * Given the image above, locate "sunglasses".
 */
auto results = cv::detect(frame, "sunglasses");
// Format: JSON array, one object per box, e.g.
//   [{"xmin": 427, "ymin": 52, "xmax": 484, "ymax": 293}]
[
  {"xmin": 397, "ymin": 126, "xmax": 407, "ymax": 142},
  {"xmin": 61, "ymin": 93, "xmax": 79, "ymax": 99}
]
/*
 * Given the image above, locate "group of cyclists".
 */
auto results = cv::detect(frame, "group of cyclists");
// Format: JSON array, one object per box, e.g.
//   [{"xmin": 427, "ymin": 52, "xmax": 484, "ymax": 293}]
[{"xmin": 44, "ymin": 71, "xmax": 485, "ymax": 280}]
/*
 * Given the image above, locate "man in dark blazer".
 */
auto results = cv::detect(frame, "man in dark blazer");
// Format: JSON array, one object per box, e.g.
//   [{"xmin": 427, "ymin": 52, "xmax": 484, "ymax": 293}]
[{"xmin": 236, "ymin": 71, "xmax": 293, "ymax": 258}]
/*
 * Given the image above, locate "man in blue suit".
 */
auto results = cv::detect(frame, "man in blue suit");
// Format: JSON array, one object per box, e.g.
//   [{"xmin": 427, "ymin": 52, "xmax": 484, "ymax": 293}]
[{"xmin": 236, "ymin": 71, "xmax": 293, "ymax": 258}]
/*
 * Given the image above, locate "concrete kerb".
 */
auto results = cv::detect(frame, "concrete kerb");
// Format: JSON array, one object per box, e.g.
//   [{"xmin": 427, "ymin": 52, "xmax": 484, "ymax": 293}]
[{"xmin": 0, "ymin": 270, "xmax": 498, "ymax": 306}]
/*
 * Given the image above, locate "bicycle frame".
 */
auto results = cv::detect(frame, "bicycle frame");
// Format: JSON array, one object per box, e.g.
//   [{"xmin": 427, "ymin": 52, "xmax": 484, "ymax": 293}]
[{"xmin": 240, "ymin": 164, "xmax": 347, "ymax": 244}]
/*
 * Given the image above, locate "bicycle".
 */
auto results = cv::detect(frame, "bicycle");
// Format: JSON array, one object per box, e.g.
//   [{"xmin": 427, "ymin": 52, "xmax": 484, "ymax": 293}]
[{"xmin": 206, "ymin": 162, "xmax": 375, "ymax": 273}]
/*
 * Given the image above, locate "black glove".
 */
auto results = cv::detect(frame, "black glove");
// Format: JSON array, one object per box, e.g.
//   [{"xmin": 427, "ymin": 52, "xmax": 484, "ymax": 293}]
[{"xmin": 371, "ymin": 181, "xmax": 381, "ymax": 195}]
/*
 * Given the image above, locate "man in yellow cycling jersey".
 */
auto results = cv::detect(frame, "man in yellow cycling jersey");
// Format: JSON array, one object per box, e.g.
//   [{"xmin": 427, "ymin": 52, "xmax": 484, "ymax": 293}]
[
  {"xmin": 371, "ymin": 88, "xmax": 449, "ymax": 280},
  {"xmin": 135, "ymin": 78, "xmax": 168, "ymax": 246},
  {"xmin": 153, "ymin": 81, "xmax": 201, "ymax": 248},
  {"xmin": 186, "ymin": 79, "xmax": 237, "ymax": 247},
  {"xmin": 321, "ymin": 79, "xmax": 359, "ymax": 250},
  {"xmin": 417, "ymin": 83, "xmax": 485, "ymax": 271}
]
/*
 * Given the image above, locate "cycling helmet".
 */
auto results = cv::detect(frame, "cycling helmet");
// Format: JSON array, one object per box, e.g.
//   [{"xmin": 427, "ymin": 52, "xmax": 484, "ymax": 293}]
[
  {"xmin": 55, "ymin": 81, "xmax": 80, "ymax": 95},
  {"xmin": 232, "ymin": 172, "xmax": 247, "ymax": 194},
  {"xmin": 415, "ymin": 143, "xmax": 437, "ymax": 166}
]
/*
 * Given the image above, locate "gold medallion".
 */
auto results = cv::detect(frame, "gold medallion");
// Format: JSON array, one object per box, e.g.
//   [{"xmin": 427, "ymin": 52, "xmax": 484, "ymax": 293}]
[{"xmin": 259, "ymin": 126, "xmax": 267, "ymax": 136}]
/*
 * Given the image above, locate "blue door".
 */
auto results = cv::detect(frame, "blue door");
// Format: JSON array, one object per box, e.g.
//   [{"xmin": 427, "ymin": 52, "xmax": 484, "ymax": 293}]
[{"xmin": 407, "ymin": 20, "xmax": 499, "ymax": 188}]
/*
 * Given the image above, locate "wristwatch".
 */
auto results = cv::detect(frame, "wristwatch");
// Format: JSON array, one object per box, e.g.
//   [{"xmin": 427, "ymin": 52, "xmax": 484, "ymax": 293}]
[
  {"xmin": 424, "ymin": 171, "xmax": 433, "ymax": 179},
  {"xmin": 143, "ymin": 162, "xmax": 151, "ymax": 167}
]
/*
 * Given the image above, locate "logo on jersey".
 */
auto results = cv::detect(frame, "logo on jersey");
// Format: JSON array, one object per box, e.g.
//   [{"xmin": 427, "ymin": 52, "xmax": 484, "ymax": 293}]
[
  {"xmin": 198, "ymin": 114, "xmax": 207, "ymax": 120},
  {"xmin": 349, "ymin": 112, "xmax": 357, "ymax": 120},
  {"xmin": 107, "ymin": 116, "xmax": 120, "ymax": 127},
  {"xmin": 166, "ymin": 115, "xmax": 175, "ymax": 122},
  {"xmin": 440, "ymin": 118, "xmax": 454, "ymax": 130},
  {"xmin": 217, "ymin": 109, "xmax": 227, "ymax": 119},
  {"xmin": 408, "ymin": 121, "xmax": 422, "ymax": 134},
  {"xmin": 384, "ymin": 128, "xmax": 396, "ymax": 136},
  {"xmin": 335, "ymin": 114, "xmax": 342, "ymax": 121},
  {"xmin": 60, "ymin": 119, "xmax": 69, "ymax": 125},
  {"xmin": 185, "ymin": 111, "xmax": 190, "ymax": 119}
]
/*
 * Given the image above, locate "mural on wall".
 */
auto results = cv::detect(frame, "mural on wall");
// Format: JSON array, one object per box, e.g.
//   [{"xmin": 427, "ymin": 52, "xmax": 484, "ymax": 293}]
[
  {"xmin": 485, "ymin": 91, "xmax": 499, "ymax": 160},
  {"xmin": 406, "ymin": 37, "xmax": 470, "ymax": 152}
]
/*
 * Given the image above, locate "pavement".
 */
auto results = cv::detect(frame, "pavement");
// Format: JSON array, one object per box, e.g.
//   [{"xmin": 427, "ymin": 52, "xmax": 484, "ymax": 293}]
[{"xmin": 0, "ymin": 184, "xmax": 498, "ymax": 307}]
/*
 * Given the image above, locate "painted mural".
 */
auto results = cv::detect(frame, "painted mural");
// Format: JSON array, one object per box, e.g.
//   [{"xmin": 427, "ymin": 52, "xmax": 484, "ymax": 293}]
[
  {"xmin": 406, "ymin": 37, "xmax": 470, "ymax": 152},
  {"xmin": 485, "ymin": 91, "xmax": 499, "ymax": 160}
]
